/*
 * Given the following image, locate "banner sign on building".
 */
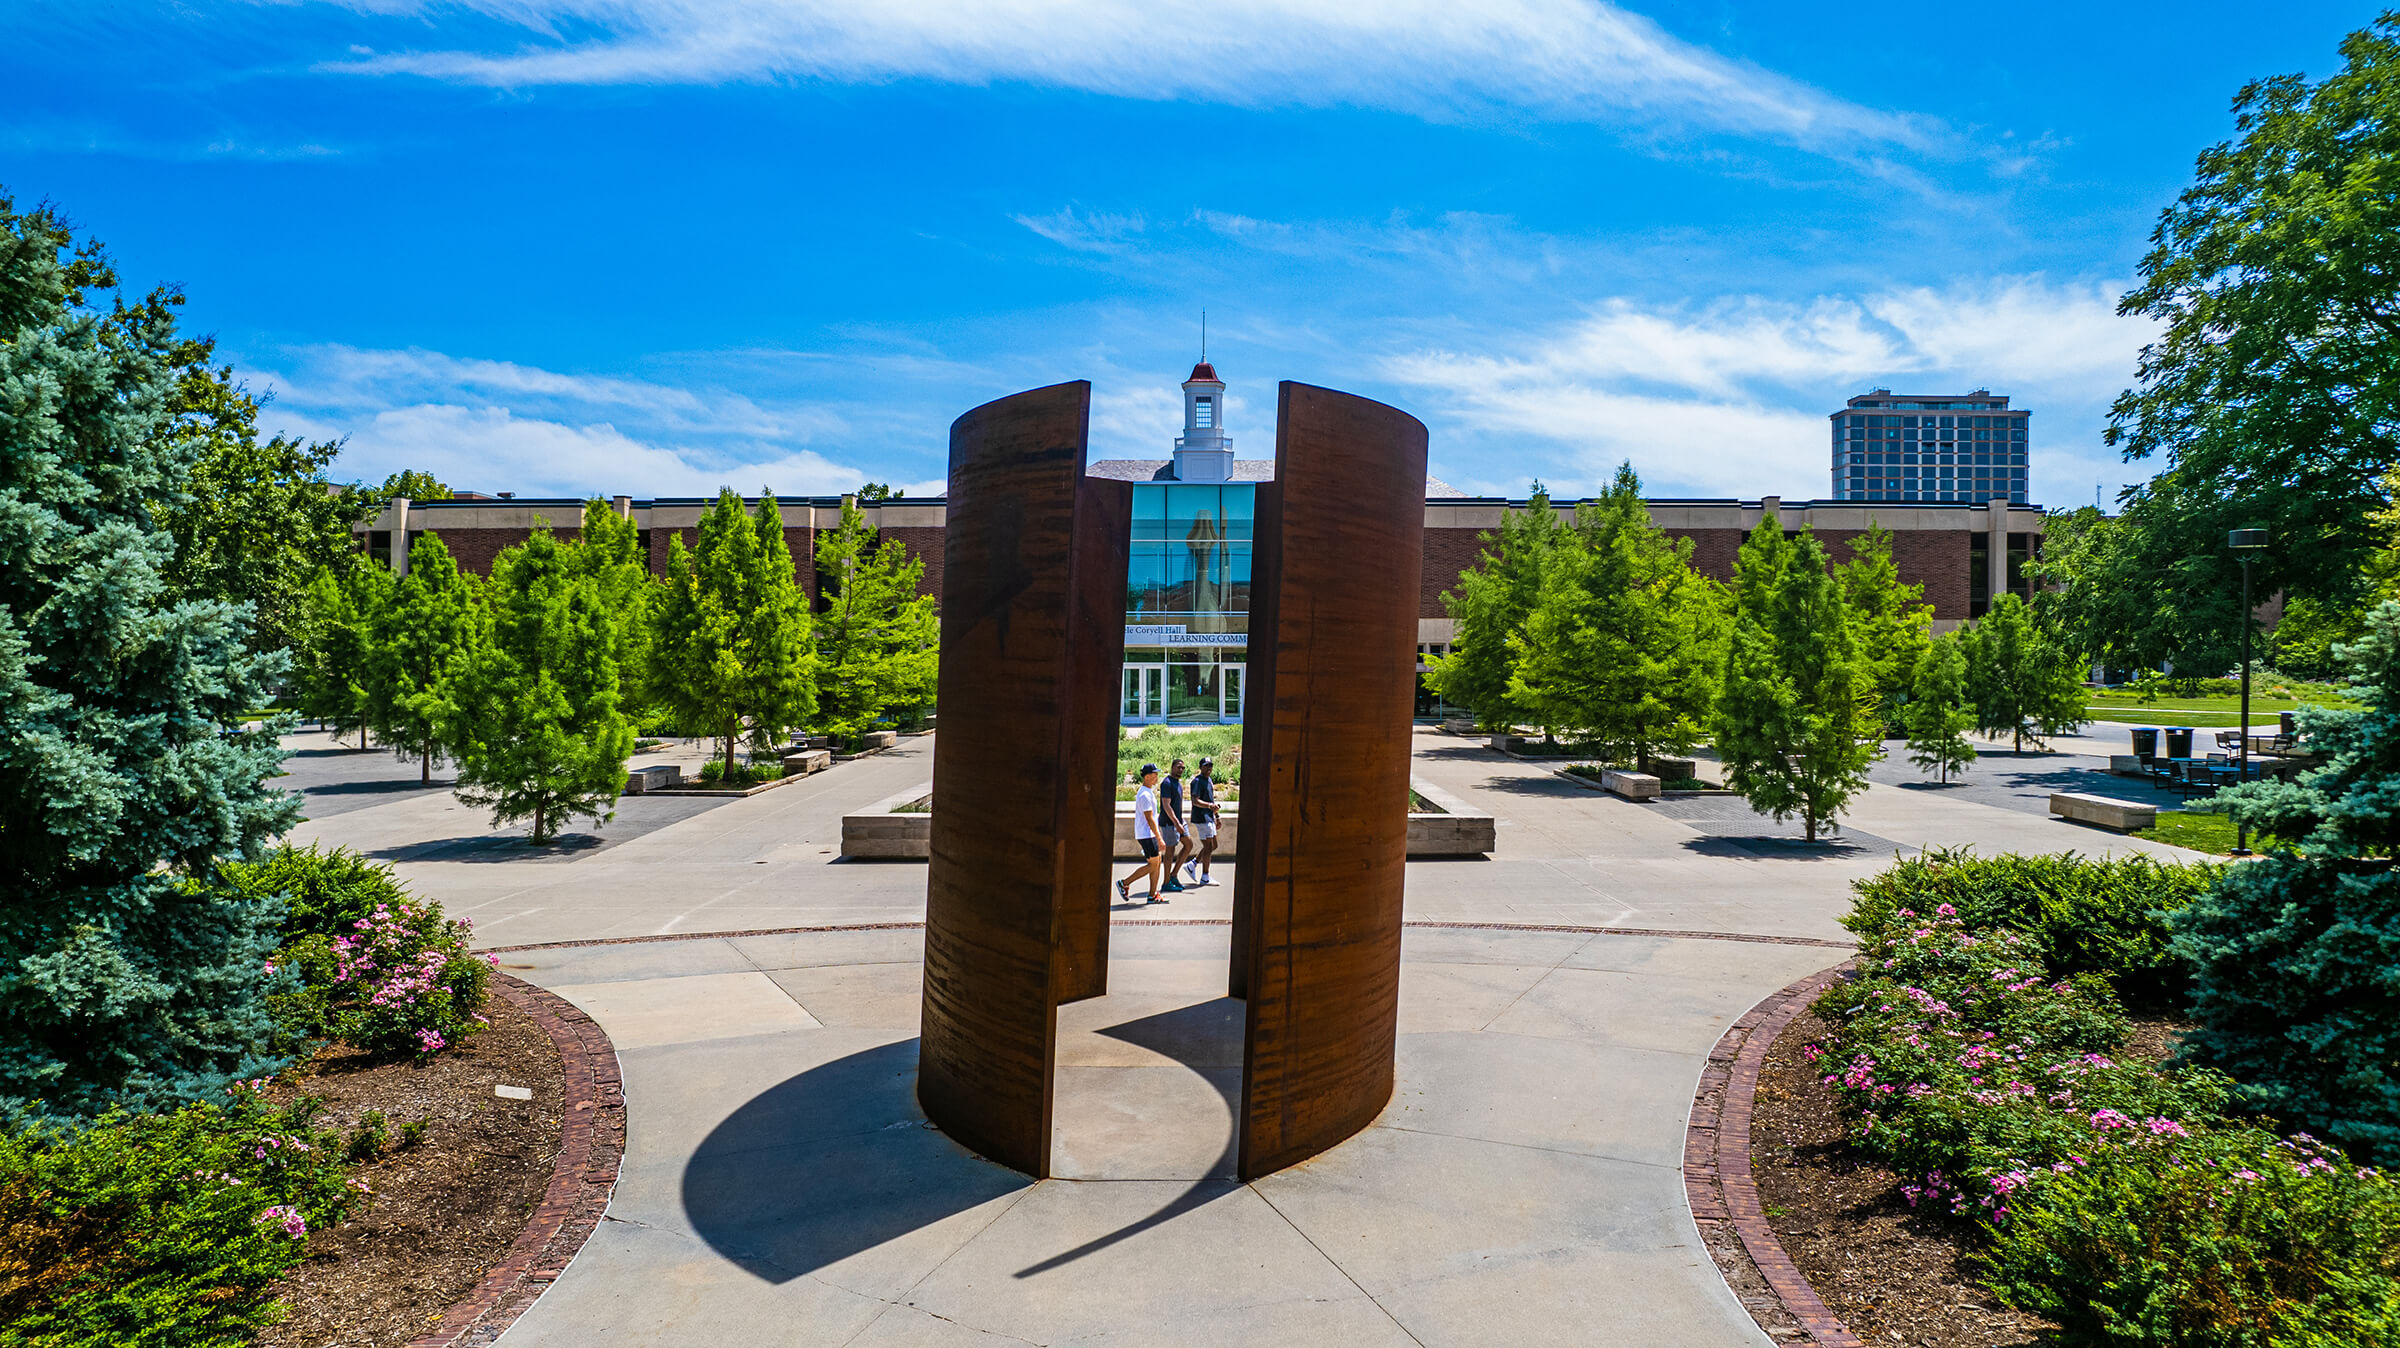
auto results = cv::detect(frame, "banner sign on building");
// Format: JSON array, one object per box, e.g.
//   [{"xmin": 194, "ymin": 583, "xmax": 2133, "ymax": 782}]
[{"xmin": 1125, "ymin": 624, "xmax": 1247, "ymax": 648}]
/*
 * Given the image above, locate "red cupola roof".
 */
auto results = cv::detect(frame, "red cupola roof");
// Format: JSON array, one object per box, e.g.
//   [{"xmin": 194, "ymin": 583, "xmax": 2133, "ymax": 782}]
[{"xmin": 1185, "ymin": 362, "xmax": 1220, "ymax": 383}]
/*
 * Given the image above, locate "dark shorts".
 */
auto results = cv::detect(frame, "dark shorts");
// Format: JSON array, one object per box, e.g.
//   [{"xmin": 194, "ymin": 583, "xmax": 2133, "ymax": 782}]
[{"xmin": 1137, "ymin": 836, "xmax": 1160, "ymax": 859}]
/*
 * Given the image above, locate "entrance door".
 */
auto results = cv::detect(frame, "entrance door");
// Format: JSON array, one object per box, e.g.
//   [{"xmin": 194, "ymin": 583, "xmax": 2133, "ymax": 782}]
[
  {"xmin": 1122, "ymin": 665, "xmax": 1164, "ymax": 722},
  {"xmin": 1221, "ymin": 665, "xmax": 1245, "ymax": 721}
]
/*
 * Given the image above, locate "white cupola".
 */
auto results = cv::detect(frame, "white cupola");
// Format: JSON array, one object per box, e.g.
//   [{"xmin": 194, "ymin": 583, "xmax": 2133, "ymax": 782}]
[{"xmin": 1172, "ymin": 361, "xmax": 1232, "ymax": 482}]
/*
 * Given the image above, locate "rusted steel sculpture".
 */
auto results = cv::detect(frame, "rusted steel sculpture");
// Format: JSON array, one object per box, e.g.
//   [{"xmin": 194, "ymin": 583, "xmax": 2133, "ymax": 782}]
[
  {"xmin": 920, "ymin": 378, "xmax": 1420, "ymax": 1182},
  {"xmin": 1231, "ymin": 382, "xmax": 1427, "ymax": 1180},
  {"xmin": 918, "ymin": 381, "xmax": 1130, "ymax": 1178}
]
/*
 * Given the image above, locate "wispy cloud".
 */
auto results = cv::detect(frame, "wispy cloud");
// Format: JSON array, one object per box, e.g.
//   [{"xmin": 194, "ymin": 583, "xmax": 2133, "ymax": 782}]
[
  {"xmin": 321, "ymin": 0, "xmax": 1943, "ymax": 158},
  {"xmin": 1386, "ymin": 276, "xmax": 2152, "ymax": 500},
  {"xmin": 1011, "ymin": 205, "xmax": 1147, "ymax": 255},
  {"xmin": 252, "ymin": 343, "xmax": 871, "ymax": 498}
]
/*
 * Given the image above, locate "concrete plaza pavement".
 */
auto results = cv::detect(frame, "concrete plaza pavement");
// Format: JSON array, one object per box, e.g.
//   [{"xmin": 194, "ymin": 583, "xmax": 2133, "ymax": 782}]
[
  {"xmin": 286, "ymin": 725, "xmax": 2207, "ymax": 1345},
  {"xmin": 498, "ymin": 921, "xmax": 1844, "ymax": 1346}
]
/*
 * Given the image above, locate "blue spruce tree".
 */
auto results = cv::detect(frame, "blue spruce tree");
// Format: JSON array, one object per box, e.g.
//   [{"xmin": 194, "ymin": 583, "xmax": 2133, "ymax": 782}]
[
  {"xmin": 2180, "ymin": 600, "xmax": 2400, "ymax": 1162},
  {"xmin": 0, "ymin": 193, "xmax": 297, "ymax": 1116}
]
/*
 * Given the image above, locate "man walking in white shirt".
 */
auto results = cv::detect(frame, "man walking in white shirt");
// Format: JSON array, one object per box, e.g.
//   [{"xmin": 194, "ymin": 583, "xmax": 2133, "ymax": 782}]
[{"xmin": 1116, "ymin": 763, "xmax": 1168, "ymax": 905}]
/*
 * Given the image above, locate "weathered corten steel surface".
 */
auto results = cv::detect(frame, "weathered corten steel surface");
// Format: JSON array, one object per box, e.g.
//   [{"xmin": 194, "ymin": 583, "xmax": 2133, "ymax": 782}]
[
  {"xmin": 1234, "ymin": 381, "xmax": 1428, "ymax": 1181},
  {"xmin": 919, "ymin": 381, "xmax": 1125, "ymax": 1178},
  {"xmin": 1053, "ymin": 476, "xmax": 1132, "ymax": 1006}
]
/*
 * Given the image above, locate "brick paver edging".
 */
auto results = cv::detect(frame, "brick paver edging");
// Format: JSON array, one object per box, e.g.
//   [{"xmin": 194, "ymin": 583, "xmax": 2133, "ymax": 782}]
[
  {"xmin": 486, "ymin": 919, "xmax": 1854, "ymax": 954},
  {"xmin": 1686, "ymin": 961, "xmax": 1866, "ymax": 1348},
  {"xmin": 406, "ymin": 973, "xmax": 626, "ymax": 1348}
]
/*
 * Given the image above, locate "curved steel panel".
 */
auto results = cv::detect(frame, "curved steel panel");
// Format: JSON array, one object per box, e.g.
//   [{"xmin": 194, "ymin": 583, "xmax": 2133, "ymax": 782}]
[
  {"xmin": 919, "ymin": 381, "xmax": 1124, "ymax": 1178},
  {"xmin": 1236, "ymin": 382, "xmax": 1428, "ymax": 1180}
]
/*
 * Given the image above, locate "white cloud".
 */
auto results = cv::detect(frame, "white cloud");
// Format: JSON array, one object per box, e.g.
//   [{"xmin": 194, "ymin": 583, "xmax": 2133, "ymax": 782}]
[
  {"xmin": 318, "ymin": 0, "xmax": 1939, "ymax": 157},
  {"xmin": 1012, "ymin": 206, "xmax": 1147, "ymax": 255},
  {"xmin": 1386, "ymin": 276, "xmax": 2155, "ymax": 501},
  {"xmin": 251, "ymin": 344, "xmax": 872, "ymax": 498}
]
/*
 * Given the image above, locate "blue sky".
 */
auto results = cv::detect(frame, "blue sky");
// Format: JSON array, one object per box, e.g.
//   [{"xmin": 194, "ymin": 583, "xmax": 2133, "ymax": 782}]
[{"xmin": 4, "ymin": 2, "xmax": 2380, "ymax": 505}]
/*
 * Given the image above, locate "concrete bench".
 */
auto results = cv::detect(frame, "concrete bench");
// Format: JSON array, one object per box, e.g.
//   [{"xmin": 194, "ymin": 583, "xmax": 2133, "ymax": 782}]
[
  {"xmin": 780, "ymin": 748, "xmax": 833, "ymax": 776},
  {"xmin": 1602, "ymin": 769, "xmax": 1661, "ymax": 801},
  {"xmin": 860, "ymin": 730, "xmax": 898, "ymax": 750},
  {"xmin": 2050, "ymin": 792, "xmax": 2158, "ymax": 833},
  {"xmin": 1648, "ymin": 756, "xmax": 1697, "ymax": 783},
  {"xmin": 624, "ymin": 764, "xmax": 683, "ymax": 794}
]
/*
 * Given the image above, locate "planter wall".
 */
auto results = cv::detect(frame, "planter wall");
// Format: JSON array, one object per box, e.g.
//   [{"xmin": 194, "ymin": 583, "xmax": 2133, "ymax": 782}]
[{"xmin": 839, "ymin": 780, "xmax": 1496, "ymax": 860}]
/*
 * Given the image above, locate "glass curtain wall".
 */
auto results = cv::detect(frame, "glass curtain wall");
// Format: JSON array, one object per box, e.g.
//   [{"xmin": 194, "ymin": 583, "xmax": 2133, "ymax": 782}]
[{"xmin": 1125, "ymin": 484, "xmax": 1253, "ymax": 723}]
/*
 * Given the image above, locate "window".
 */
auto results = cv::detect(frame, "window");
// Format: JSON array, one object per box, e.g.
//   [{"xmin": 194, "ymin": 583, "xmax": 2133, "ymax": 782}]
[{"xmin": 1193, "ymin": 396, "xmax": 1215, "ymax": 428}]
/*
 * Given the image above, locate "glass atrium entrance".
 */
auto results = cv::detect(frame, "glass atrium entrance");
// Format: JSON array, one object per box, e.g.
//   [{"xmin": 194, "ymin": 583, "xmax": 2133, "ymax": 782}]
[{"xmin": 1123, "ymin": 482, "xmax": 1253, "ymax": 725}]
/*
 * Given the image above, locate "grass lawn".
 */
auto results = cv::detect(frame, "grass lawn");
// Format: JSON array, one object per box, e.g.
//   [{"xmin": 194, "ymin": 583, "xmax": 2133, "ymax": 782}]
[
  {"xmin": 2132, "ymin": 810, "xmax": 2283, "ymax": 855},
  {"xmin": 2086, "ymin": 692, "xmax": 2360, "ymax": 729}
]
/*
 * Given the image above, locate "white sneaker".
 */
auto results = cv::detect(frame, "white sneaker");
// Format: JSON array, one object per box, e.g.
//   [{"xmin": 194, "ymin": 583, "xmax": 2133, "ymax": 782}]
[{"xmin": 1184, "ymin": 861, "xmax": 1200, "ymax": 882}]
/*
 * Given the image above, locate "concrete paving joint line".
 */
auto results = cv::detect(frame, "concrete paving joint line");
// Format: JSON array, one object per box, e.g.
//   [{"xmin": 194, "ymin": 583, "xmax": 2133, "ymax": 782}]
[
  {"xmin": 484, "ymin": 918, "xmax": 1859, "ymax": 955},
  {"xmin": 405, "ymin": 973, "xmax": 627, "ymax": 1348},
  {"xmin": 1685, "ymin": 961, "xmax": 1867, "ymax": 1348}
]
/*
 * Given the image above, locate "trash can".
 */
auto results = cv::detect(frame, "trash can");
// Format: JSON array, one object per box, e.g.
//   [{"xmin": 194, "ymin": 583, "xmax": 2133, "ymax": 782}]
[
  {"xmin": 2164, "ymin": 727, "xmax": 2194, "ymax": 760},
  {"xmin": 2130, "ymin": 727, "xmax": 2159, "ymax": 761}
]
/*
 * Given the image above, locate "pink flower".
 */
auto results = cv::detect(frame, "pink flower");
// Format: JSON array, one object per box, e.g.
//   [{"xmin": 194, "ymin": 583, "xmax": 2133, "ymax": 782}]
[
  {"xmin": 255, "ymin": 1205, "xmax": 308, "ymax": 1238},
  {"xmin": 2091, "ymin": 1109, "xmax": 2134, "ymax": 1130},
  {"xmin": 1935, "ymin": 903, "xmax": 1957, "ymax": 917},
  {"xmin": 2145, "ymin": 1117, "xmax": 2188, "ymax": 1137}
]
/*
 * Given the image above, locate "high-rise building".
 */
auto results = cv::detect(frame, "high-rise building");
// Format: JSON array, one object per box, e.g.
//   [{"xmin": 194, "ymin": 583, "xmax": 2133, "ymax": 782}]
[{"xmin": 1830, "ymin": 388, "xmax": 2029, "ymax": 505}]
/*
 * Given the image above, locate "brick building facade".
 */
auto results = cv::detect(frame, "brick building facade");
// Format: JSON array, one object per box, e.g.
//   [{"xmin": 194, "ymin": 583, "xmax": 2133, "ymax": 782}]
[{"xmin": 361, "ymin": 488, "xmax": 2041, "ymax": 634}]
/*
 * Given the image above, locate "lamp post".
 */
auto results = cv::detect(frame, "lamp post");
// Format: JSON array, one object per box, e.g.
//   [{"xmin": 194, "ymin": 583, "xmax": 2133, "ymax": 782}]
[{"xmin": 2228, "ymin": 528, "xmax": 2267, "ymax": 856}]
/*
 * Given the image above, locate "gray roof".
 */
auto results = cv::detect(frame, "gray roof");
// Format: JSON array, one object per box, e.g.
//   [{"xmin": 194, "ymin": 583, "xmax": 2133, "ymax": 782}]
[{"xmin": 1086, "ymin": 459, "xmax": 1468, "ymax": 497}]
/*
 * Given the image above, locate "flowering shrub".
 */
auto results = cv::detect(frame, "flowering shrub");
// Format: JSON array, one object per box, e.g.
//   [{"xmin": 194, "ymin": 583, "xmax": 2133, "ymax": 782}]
[
  {"xmin": 1844, "ymin": 848, "xmax": 2221, "ymax": 1009},
  {"xmin": 222, "ymin": 845, "xmax": 492, "ymax": 1058},
  {"xmin": 1984, "ymin": 1126, "xmax": 2400, "ymax": 1344},
  {"xmin": 275, "ymin": 895, "xmax": 491, "ymax": 1057},
  {"xmin": 1815, "ymin": 906, "xmax": 2235, "ymax": 1221},
  {"xmin": 1817, "ymin": 852, "xmax": 2400, "ymax": 1342},
  {"xmin": 0, "ymin": 1080, "xmax": 358, "ymax": 1344}
]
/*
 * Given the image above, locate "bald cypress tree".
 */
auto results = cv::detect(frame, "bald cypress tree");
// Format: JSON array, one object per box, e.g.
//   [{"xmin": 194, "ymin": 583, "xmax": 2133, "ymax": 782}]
[
  {"xmin": 448, "ymin": 531, "xmax": 633, "ymax": 844},
  {"xmin": 1713, "ymin": 515, "xmax": 1880, "ymax": 842},
  {"xmin": 0, "ymin": 192, "xmax": 296, "ymax": 1115},
  {"xmin": 653, "ymin": 490, "xmax": 814, "ymax": 777}
]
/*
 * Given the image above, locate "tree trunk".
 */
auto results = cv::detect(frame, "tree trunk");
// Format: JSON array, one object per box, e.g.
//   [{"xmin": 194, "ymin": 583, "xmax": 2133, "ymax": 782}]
[
  {"xmin": 533, "ymin": 804, "xmax": 546, "ymax": 844},
  {"xmin": 421, "ymin": 747, "xmax": 431, "ymax": 785},
  {"xmin": 1806, "ymin": 814, "xmax": 1819, "ymax": 842},
  {"xmin": 359, "ymin": 725, "xmax": 368, "ymax": 751}
]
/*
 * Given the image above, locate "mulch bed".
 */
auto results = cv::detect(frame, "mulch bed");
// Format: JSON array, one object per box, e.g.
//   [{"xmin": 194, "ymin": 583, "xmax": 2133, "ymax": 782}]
[
  {"xmin": 1748, "ymin": 1005, "xmax": 2050, "ymax": 1348},
  {"xmin": 257, "ymin": 993, "xmax": 566, "ymax": 1348}
]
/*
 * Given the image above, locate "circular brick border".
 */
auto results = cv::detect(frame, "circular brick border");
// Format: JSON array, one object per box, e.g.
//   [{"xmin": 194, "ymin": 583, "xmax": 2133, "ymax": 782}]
[
  {"xmin": 1686, "ymin": 961, "xmax": 1865, "ymax": 1348},
  {"xmin": 405, "ymin": 973, "xmax": 626, "ymax": 1348}
]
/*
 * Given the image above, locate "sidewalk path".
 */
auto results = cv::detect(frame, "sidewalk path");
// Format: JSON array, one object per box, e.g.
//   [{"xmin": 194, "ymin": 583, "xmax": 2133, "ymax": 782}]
[
  {"xmin": 288, "ymin": 726, "xmax": 2210, "ymax": 1345},
  {"xmin": 494, "ymin": 921, "xmax": 1845, "ymax": 1347}
]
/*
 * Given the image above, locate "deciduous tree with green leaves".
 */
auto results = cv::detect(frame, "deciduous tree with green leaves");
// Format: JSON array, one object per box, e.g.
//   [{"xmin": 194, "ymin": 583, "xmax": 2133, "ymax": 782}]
[
  {"xmin": 1903, "ymin": 633, "xmax": 1977, "ymax": 784},
  {"xmin": 153, "ymin": 360, "xmax": 377, "ymax": 658},
  {"xmin": 2068, "ymin": 16, "xmax": 2400, "ymax": 669},
  {"xmin": 652, "ymin": 490, "xmax": 815, "ymax": 776},
  {"xmin": 1508, "ymin": 464, "xmax": 1725, "ymax": 770},
  {"xmin": 0, "ymin": 189, "xmax": 297, "ymax": 1116},
  {"xmin": 1960, "ymin": 593, "xmax": 2089, "ymax": 753},
  {"xmin": 1712, "ymin": 515, "xmax": 1881, "ymax": 842},
  {"xmin": 364, "ymin": 533, "xmax": 477, "ymax": 784},
  {"xmin": 1425, "ymin": 483, "xmax": 1568, "ymax": 734},
  {"xmin": 293, "ymin": 560, "xmax": 390, "ymax": 749},
  {"xmin": 447, "ymin": 531, "xmax": 633, "ymax": 844},
  {"xmin": 812, "ymin": 498, "xmax": 938, "ymax": 739},
  {"xmin": 1838, "ymin": 524, "xmax": 1933, "ymax": 733},
  {"xmin": 567, "ymin": 499, "xmax": 658, "ymax": 720}
]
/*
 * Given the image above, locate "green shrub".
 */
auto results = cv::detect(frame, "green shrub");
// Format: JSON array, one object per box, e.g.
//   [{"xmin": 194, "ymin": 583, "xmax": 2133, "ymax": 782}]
[
  {"xmin": 342, "ymin": 1110, "xmax": 387, "ymax": 1164},
  {"xmin": 0, "ymin": 1083, "xmax": 359, "ymax": 1345},
  {"xmin": 1984, "ymin": 1126, "xmax": 2400, "ymax": 1345},
  {"xmin": 694, "ymin": 759, "xmax": 784, "ymax": 787},
  {"xmin": 221, "ymin": 846, "xmax": 491, "ymax": 1058},
  {"xmin": 1845, "ymin": 848, "xmax": 2221, "ymax": 1008}
]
